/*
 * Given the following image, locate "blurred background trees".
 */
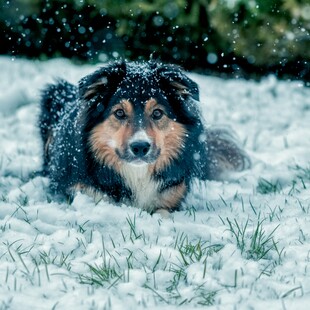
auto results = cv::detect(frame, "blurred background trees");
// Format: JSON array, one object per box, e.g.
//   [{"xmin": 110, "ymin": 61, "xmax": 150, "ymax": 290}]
[{"xmin": 1, "ymin": 0, "xmax": 309, "ymax": 80}]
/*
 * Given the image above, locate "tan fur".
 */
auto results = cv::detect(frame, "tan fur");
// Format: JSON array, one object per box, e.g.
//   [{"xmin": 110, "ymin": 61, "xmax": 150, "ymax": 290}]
[
  {"xmin": 117, "ymin": 161, "xmax": 186, "ymax": 213},
  {"xmin": 84, "ymin": 77, "xmax": 108, "ymax": 99},
  {"xmin": 144, "ymin": 99, "xmax": 187, "ymax": 173},
  {"xmin": 88, "ymin": 97, "xmax": 187, "ymax": 213},
  {"xmin": 170, "ymin": 81, "xmax": 191, "ymax": 96},
  {"xmin": 90, "ymin": 98, "xmax": 187, "ymax": 174},
  {"xmin": 159, "ymin": 181, "xmax": 187, "ymax": 211},
  {"xmin": 89, "ymin": 100, "xmax": 134, "ymax": 171},
  {"xmin": 71, "ymin": 183, "xmax": 111, "ymax": 204},
  {"xmin": 44, "ymin": 130, "xmax": 53, "ymax": 158},
  {"xmin": 157, "ymin": 122, "xmax": 186, "ymax": 171},
  {"xmin": 71, "ymin": 180, "xmax": 186, "ymax": 216},
  {"xmin": 145, "ymin": 98, "xmax": 158, "ymax": 111}
]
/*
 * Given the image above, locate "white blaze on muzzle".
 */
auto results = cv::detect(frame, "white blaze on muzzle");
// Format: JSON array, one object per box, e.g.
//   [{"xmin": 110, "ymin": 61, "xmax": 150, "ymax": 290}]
[{"xmin": 128, "ymin": 130, "xmax": 152, "ymax": 158}]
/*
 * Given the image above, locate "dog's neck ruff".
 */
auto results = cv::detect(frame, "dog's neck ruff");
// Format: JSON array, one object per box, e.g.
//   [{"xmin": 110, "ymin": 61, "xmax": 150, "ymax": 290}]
[{"xmin": 120, "ymin": 163, "xmax": 161, "ymax": 213}]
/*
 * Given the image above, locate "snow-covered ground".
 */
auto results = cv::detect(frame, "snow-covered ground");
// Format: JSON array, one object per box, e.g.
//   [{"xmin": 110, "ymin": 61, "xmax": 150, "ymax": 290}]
[{"xmin": 0, "ymin": 56, "xmax": 310, "ymax": 309}]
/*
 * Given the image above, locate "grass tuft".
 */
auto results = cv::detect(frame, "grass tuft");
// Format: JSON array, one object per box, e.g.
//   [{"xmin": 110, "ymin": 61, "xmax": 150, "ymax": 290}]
[
  {"xmin": 79, "ymin": 263, "xmax": 122, "ymax": 288},
  {"xmin": 226, "ymin": 218, "xmax": 282, "ymax": 261},
  {"xmin": 34, "ymin": 250, "xmax": 72, "ymax": 271},
  {"xmin": 257, "ymin": 178, "xmax": 282, "ymax": 194},
  {"xmin": 178, "ymin": 237, "xmax": 223, "ymax": 266},
  {"xmin": 195, "ymin": 286, "xmax": 217, "ymax": 306},
  {"xmin": 292, "ymin": 163, "xmax": 310, "ymax": 181}
]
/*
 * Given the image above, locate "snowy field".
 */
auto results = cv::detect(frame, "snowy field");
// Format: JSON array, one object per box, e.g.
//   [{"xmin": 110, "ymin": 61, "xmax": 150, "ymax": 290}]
[{"xmin": 0, "ymin": 56, "xmax": 310, "ymax": 310}]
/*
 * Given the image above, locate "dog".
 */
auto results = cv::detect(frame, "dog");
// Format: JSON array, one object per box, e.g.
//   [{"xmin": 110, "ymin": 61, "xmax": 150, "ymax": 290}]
[{"xmin": 39, "ymin": 60, "xmax": 250, "ymax": 216}]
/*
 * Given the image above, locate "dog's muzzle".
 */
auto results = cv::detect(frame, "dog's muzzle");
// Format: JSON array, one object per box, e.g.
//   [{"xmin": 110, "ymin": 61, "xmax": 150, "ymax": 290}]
[{"xmin": 129, "ymin": 141, "xmax": 151, "ymax": 158}]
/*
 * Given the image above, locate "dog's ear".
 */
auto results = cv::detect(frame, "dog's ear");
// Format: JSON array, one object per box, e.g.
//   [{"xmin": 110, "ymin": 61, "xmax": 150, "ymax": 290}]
[
  {"xmin": 155, "ymin": 64, "xmax": 200, "ymax": 101},
  {"xmin": 79, "ymin": 61, "xmax": 126, "ymax": 101},
  {"xmin": 154, "ymin": 63, "xmax": 202, "ymax": 125}
]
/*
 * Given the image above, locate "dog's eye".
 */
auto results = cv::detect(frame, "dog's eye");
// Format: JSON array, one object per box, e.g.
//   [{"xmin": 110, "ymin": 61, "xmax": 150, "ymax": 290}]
[
  {"xmin": 114, "ymin": 109, "xmax": 126, "ymax": 120},
  {"xmin": 151, "ymin": 109, "xmax": 164, "ymax": 120}
]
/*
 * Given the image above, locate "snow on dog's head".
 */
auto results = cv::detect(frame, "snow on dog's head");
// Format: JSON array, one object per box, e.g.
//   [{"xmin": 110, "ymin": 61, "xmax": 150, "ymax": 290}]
[{"xmin": 79, "ymin": 61, "xmax": 202, "ymax": 174}]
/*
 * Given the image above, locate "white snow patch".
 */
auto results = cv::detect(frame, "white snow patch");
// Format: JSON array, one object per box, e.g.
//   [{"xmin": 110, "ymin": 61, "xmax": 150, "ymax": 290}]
[{"xmin": 0, "ymin": 57, "xmax": 310, "ymax": 309}]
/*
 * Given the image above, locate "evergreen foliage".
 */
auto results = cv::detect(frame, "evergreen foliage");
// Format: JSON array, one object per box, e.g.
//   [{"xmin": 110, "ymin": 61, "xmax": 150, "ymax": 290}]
[{"xmin": 0, "ymin": 0, "xmax": 309, "ymax": 79}]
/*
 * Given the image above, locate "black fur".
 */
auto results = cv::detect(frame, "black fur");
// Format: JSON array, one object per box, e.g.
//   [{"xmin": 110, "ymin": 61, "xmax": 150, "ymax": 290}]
[{"xmin": 39, "ymin": 60, "xmax": 250, "ymax": 212}]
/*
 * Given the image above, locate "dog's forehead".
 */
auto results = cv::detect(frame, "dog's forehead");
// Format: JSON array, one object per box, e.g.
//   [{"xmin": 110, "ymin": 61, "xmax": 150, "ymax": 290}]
[
  {"xmin": 117, "ymin": 64, "xmax": 160, "ymax": 99},
  {"xmin": 126, "ymin": 62, "xmax": 154, "ymax": 76}
]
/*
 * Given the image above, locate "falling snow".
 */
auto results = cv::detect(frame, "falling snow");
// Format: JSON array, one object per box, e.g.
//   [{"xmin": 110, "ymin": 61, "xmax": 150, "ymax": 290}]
[{"xmin": 0, "ymin": 57, "xmax": 310, "ymax": 309}]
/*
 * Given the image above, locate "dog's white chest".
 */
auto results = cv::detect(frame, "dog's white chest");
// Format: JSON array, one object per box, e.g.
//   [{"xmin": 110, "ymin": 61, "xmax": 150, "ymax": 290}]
[{"xmin": 120, "ymin": 164, "xmax": 160, "ymax": 212}]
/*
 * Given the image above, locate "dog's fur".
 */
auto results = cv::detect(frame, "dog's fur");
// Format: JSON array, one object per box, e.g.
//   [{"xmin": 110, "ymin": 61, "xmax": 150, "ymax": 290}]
[{"xmin": 39, "ymin": 61, "xmax": 250, "ymax": 215}]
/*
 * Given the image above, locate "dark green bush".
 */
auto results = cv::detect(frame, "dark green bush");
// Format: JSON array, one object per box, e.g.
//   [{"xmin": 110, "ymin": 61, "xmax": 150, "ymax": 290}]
[
  {"xmin": 1, "ymin": 0, "xmax": 309, "ymax": 80},
  {"xmin": 208, "ymin": 0, "xmax": 310, "ymax": 66}
]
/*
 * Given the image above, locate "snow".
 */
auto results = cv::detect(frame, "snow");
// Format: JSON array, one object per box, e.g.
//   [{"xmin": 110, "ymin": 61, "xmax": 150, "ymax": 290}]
[{"xmin": 0, "ymin": 56, "xmax": 310, "ymax": 309}]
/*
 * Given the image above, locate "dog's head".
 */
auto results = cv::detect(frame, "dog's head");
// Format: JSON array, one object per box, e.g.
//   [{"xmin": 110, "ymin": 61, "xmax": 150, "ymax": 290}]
[{"xmin": 79, "ymin": 61, "xmax": 202, "ymax": 173}]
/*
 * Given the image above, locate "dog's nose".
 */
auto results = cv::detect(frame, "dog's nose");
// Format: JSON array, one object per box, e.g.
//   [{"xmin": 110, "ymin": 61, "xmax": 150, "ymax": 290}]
[{"xmin": 130, "ymin": 141, "xmax": 151, "ymax": 157}]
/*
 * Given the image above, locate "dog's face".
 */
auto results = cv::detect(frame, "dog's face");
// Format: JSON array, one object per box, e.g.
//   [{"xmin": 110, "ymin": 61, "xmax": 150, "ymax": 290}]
[{"xmin": 79, "ymin": 61, "xmax": 200, "ymax": 173}]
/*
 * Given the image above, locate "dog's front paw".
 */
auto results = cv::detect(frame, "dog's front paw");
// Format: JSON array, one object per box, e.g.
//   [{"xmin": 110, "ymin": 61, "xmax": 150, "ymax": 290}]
[{"xmin": 153, "ymin": 208, "xmax": 172, "ymax": 219}]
